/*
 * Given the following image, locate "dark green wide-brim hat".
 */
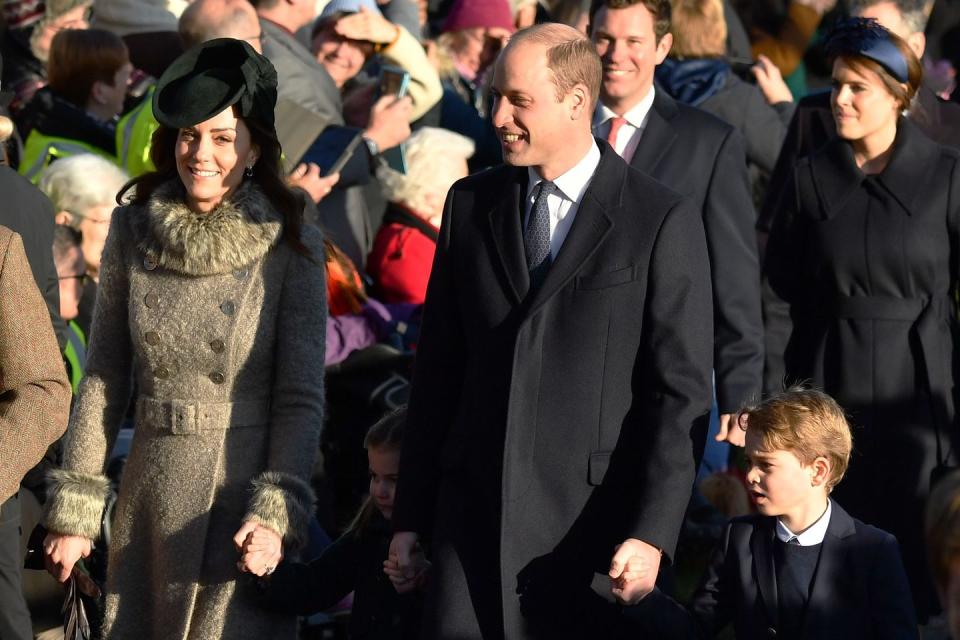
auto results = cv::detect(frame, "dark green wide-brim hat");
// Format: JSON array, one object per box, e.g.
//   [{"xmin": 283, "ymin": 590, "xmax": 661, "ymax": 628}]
[{"xmin": 153, "ymin": 38, "xmax": 278, "ymax": 133}]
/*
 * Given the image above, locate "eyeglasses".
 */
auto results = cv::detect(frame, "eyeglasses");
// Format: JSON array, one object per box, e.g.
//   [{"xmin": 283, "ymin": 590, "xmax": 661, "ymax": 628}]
[
  {"xmin": 240, "ymin": 32, "xmax": 267, "ymax": 45},
  {"xmin": 58, "ymin": 271, "xmax": 88, "ymax": 282},
  {"xmin": 67, "ymin": 210, "xmax": 111, "ymax": 226}
]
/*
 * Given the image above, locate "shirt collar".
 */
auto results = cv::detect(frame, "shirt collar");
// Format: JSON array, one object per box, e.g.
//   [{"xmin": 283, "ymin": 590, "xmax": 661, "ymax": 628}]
[
  {"xmin": 776, "ymin": 499, "xmax": 832, "ymax": 546},
  {"xmin": 526, "ymin": 140, "xmax": 601, "ymax": 204},
  {"xmin": 592, "ymin": 85, "xmax": 656, "ymax": 130}
]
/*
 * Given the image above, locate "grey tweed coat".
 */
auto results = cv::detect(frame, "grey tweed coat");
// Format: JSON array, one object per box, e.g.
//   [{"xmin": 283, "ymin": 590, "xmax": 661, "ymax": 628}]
[{"xmin": 43, "ymin": 180, "xmax": 327, "ymax": 640}]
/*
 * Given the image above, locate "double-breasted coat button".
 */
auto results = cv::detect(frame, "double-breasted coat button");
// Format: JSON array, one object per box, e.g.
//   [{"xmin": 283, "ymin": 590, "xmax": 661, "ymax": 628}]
[
  {"xmin": 154, "ymin": 365, "xmax": 169, "ymax": 379},
  {"xmin": 220, "ymin": 300, "xmax": 235, "ymax": 316},
  {"xmin": 144, "ymin": 293, "xmax": 159, "ymax": 308},
  {"xmin": 766, "ymin": 628, "xmax": 777, "ymax": 638},
  {"xmin": 209, "ymin": 339, "xmax": 225, "ymax": 353},
  {"xmin": 209, "ymin": 371, "xmax": 225, "ymax": 384},
  {"xmin": 145, "ymin": 331, "xmax": 160, "ymax": 345},
  {"xmin": 143, "ymin": 257, "xmax": 157, "ymax": 271}
]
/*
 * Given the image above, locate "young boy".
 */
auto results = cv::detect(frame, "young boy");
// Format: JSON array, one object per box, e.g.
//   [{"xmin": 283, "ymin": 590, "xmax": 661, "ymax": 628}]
[{"xmin": 643, "ymin": 387, "xmax": 918, "ymax": 639}]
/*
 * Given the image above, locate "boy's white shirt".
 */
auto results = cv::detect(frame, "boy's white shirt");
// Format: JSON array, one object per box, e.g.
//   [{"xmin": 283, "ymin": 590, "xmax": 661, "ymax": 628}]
[{"xmin": 775, "ymin": 499, "xmax": 832, "ymax": 546}]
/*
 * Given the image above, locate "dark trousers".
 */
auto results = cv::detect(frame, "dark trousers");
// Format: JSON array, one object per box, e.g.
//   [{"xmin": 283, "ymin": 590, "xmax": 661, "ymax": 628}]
[{"xmin": 0, "ymin": 493, "xmax": 32, "ymax": 640}]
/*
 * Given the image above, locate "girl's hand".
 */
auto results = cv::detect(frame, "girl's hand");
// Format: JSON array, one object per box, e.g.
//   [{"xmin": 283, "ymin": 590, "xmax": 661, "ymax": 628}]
[
  {"xmin": 44, "ymin": 532, "xmax": 92, "ymax": 583},
  {"xmin": 384, "ymin": 548, "xmax": 430, "ymax": 594},
  {"xmin": 236, "ymin": 523, "xmax": 283, "ymax": 577}
]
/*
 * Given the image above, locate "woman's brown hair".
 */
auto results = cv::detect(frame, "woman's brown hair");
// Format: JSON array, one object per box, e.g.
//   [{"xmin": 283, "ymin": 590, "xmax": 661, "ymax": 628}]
[
  {"xmin": 118, "ymin": 110, "xmax": 310, "ymax": 256},
  {"xmin": 831, "ymin": 30, "xmax": 923, "ymax": 112},
  {"xmin": 48, "ymin": 28, "xmax": 129, "ymax": 109}
]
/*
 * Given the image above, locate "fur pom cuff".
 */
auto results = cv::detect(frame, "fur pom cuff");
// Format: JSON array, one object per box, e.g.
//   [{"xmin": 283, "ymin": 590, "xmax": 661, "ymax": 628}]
[
  {"xmin": 244, "ymin": 472, "xmax": 316, "ymax": 551},
  {"xmin": 43, "ymin": 470, "xmax": 111, "ymax": 540}
]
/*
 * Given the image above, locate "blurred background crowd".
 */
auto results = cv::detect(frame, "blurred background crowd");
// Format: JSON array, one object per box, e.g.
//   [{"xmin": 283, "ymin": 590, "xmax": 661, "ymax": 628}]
[{"xmin": 2, "ymin": 0, "xmax": 960, "ymax": 637}]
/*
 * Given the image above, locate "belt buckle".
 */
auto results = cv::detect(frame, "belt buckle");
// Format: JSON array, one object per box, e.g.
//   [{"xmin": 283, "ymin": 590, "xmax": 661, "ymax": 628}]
[{"xmin": 169, "ymin": 400, "xmax": 197, "ymax": 435}]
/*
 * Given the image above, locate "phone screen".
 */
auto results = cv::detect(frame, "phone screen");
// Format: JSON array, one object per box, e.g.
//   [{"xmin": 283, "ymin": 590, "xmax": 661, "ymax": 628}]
[{"xmin": 381, "ymin": 68, "xmax": 410, "ymax": 99}]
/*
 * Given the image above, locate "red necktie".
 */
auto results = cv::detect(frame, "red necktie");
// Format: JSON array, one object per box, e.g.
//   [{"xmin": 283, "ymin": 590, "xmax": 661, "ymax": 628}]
[{"xmin": 606, "ymin": 116, "xmax": 627, "ymax": 152}]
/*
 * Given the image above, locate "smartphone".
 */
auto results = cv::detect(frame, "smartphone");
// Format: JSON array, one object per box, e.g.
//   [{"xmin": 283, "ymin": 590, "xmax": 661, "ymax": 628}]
[
  {"xmin": 328, "ymin": 132, "xmax": 363, "ymax": 175},
  {"xmin": 380, "ymin": 66, "xmax": 411, "ymax": 99}
]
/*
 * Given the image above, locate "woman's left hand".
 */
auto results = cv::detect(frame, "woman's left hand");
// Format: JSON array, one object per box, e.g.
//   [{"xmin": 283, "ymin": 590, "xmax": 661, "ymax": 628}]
[{"xmin": 235, "ymin": 522, "xmax": 283, "ymax": 577}]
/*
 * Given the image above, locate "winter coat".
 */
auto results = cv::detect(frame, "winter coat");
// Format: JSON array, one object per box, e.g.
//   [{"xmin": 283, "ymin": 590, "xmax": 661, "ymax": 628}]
[
  {"xmin": 367, "ymin": 203, "xmax": 438, "ymax": 304},
  {"xmin": 43, "ymin": 180, "xmax": 327, "ymax": 640},
  {"xmin": 0, "ymin": 225, "xmax": 70, "ymax": 501},
  {"xmin": 763, "ymin": 118, "xmax": 960, "ymax": 619}
]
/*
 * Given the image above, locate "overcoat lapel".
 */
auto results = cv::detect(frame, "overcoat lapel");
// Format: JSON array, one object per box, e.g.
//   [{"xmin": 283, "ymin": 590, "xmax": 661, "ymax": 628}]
[
  {"xmin": 802, "ymin": 504, "xmax": 855, "ymax": 637},
  {"xmin": 628, "ymin": 90, "xmax": 679, "ymax": 175},
  {"xmin": 750, "ymin": 520, "xmax": 780, "ymax": 630},
  {"xmin": 486, "ymin": 168, "xmax": 530, "ymax": 304},
  {"xmin": 525, "ymin": 144, "xmax": 619, "ymax": 315}
]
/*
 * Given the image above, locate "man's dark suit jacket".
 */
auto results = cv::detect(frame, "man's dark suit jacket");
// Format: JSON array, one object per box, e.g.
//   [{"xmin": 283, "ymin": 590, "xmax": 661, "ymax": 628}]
[
  {"xmin": 392, "ymin": 142, "xmax": 714, "ymax": 639},
  {"xmin": 613, "ymin": 89, "xmax": 763, "ymax": 415},
  {"xmin": 638, "ymin": 501, "xmax": 918, "ymax": 640},
  {"xmin": 758, "ymin": 85, "xmax": 960, "ymax": 233}
]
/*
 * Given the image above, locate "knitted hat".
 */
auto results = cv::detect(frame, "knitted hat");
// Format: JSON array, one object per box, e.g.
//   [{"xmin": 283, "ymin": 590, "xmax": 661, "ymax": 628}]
[
  {"xmin": 441, "ymin": 0, "xmax": 515, "ymax": 34},
  {"xmin": 319, "ymin": 0, "xmax": 381, "ymax": 20},
  {"xmin": 153, "ymin": 38, "xmax": 279, "ymax": 133}
]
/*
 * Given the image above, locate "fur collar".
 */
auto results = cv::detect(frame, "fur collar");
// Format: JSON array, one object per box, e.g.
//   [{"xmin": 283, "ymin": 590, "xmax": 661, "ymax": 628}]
[{"xmin": 128, "ymin": 180, "xmax": 284, "ymax": 276}]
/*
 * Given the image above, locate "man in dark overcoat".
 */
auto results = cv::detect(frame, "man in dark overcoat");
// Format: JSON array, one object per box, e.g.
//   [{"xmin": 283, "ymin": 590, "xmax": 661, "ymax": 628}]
[
  {"xmin": 589, "ymin": 0, "xmax": 763, "ymax": 445},
  {"xmin": 390, "ymin": 22, "xmax": 714, "ymax": 639}
]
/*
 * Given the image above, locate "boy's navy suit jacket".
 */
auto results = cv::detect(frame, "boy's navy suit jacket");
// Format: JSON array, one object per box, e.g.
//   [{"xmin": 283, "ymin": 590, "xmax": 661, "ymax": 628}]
[{"xmin": 683, "ymin": 501, "xmax": 919, "ymax": 639}]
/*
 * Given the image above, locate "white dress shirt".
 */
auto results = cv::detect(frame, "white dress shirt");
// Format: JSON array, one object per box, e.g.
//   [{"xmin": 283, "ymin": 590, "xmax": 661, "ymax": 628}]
[
  {"xmin": 591, "ymin": 86, "xmax": 657, "ymax": 162},
  {"xmin": 524, "ymin": 140, "xmax": 602, "ymax": 260},
  {"xmin": 776, "ymin": 499, "xmax": 832, "ymax": 546}
]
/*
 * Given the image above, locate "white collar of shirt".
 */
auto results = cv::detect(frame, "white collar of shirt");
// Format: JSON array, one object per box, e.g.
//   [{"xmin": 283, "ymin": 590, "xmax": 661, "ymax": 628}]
[
  {"xmin": 523, "ymin": 140, "xmax": 601, "ymax": 257},
  {"xmin": 776, "ymin": 500, "xmax": 832, "ymax": 546},
  {"xmin": 592, "ymin": 86, "xmax": 655, "ymax": 161},
  {"xmin": 526, "ymin": 140, "xmax": 601, "ymax": 206},
  {"xmin": 592, "ymin": 85, "xmax": 656, "ymax": 131}
]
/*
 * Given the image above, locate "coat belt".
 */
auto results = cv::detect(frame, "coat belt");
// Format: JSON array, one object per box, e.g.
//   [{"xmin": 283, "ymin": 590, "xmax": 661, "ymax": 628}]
[
  {"xmin": 822, "ymin": 294, "xmax": 953, "ymax": 434},
  {"xmin": 136, "ymin": 397, "xmax": 272, "ymax": 435}
]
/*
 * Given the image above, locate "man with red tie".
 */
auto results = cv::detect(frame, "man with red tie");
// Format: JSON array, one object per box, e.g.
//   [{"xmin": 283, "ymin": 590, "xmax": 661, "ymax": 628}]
[{"xmin": 590, "ymin": 0, "xmax": 762, "ymax": 446}]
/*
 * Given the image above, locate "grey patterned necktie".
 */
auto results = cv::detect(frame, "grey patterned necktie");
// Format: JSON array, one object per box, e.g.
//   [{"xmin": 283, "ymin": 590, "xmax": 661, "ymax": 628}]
[{"xmin": 525, "ymin": 180, "xmax": 556, "ymax": 273}]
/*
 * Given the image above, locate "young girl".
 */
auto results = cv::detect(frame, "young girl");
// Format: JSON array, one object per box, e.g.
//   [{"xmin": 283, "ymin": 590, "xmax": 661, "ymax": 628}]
[{"xmin": 242, "ymin": 406, "xmax": 428, "ymax": 639}]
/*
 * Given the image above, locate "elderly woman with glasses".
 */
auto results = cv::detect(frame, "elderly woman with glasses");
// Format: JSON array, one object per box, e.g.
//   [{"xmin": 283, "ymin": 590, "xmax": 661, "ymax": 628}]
[{"xmin": 41, "ymin": 38, "xmax": 326, "ymax": 639}]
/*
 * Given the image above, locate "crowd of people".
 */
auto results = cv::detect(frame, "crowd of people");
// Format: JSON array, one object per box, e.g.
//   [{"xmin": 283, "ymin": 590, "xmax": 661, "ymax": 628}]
[{"xmin": 2, "ymin": 0, "xmax": 960, "ymax": 638}]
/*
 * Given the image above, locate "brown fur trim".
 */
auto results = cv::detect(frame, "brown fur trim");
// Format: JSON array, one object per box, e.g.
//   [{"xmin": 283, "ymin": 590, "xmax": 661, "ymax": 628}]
[
  {"xmin": 43, "ymin": 469, "xmax": 111, "ymax": 540},
  {"xmin": 244, "ymin": 471, "xmax": 315, "ymax": 551},
  {"xmin": 126, "ymin": 180, "xmax": 283, "ymax": 276}
]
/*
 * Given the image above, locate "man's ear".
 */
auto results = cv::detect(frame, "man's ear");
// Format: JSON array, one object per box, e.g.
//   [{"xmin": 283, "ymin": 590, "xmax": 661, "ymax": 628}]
[
  {"xmin": 568, "ymin": 83, "xmax": 589, "ymax": 120},
  {"xmin": 654, "ymin": 32, "xmax": 673, "ymax": 65},
  {"xmin": 55, "ymin": 211, "xmax": 74, "ymax": 226},
  {"xmin": 89, "ymin": 80, "xmax": 108, "ymax": 106},
  {"xmin": 907, "ymin": 31, "xmax": 926, "ymax": 59}
]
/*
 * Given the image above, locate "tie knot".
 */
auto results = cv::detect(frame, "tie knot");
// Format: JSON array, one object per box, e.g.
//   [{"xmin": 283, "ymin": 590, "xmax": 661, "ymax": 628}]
[
  {"xmin": 788, "ymin": 537, "xmax": 800, "ymax": 545},
  {"xmin": 537, "ymin": 180, "xmax": 557, "ymax": 198}
]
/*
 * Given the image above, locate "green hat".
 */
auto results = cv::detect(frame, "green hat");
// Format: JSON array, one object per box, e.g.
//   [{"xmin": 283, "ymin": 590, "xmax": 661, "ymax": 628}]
[{"xmin": 153, "ymin": 38, "xmax": 278, "ymax": 133}]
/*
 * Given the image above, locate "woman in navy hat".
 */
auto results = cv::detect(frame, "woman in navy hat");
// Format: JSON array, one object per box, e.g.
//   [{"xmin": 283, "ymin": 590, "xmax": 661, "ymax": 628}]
[
  {"xmin": 41, "ymin": 38, "xmax": 326, "ymax": 639},
  {"xmin": 763, "ymin": 17, "xmax": 960, "ymax": 622}
]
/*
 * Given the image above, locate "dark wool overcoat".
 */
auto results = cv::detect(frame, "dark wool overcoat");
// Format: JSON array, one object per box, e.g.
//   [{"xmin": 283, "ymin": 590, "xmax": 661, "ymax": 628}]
[
  {"xmin": 392, "ymin": 143, "xmax": 715, "ymax": 639},
  {"xmin": 763, "ymin": 119, "xmax": 960, "ymax": 618},
  {"xmin": 43, "ymin": 181, "xmax": 326, "ymax": 639}
]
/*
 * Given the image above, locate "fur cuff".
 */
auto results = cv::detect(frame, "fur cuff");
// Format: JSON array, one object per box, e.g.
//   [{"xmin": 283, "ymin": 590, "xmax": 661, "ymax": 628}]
[
  {"xmin": 43, "ymin": 470, "xmax": 111, "ymax": 540},
  {"xmin": 244, "ymin": 472, "xmax": 315, "ymax": 551}
]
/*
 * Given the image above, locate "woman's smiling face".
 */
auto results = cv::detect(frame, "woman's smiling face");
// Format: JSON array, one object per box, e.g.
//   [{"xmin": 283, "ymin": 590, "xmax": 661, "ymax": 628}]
[{"xmin": 175, "ymin": 107, "xmax": 260, "ymax": 214}]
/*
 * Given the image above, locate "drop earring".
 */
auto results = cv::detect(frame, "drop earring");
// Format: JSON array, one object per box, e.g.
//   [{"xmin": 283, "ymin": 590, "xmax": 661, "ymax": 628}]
[{"xmin": 245, "ymin": 165, "xmax": 254, "ymax": 177}]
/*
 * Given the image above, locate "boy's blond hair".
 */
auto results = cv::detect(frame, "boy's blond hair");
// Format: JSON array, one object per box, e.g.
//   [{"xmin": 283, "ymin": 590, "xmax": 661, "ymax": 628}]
[{"xmin": 744, "ymin": 387, "xmax": 853, "ymax": 491}]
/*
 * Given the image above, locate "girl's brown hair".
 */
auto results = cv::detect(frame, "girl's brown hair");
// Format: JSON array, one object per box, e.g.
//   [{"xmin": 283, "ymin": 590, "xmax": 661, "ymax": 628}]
[{"xmin": 347, "ymin": 406, "xmax": 406, "ymax": 536}]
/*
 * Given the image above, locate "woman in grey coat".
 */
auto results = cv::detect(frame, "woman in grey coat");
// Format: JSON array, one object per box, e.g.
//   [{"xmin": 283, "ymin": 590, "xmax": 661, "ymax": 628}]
[{"xmin": 41, "ymin": 38, "xmax": 327, "ymax": 639}]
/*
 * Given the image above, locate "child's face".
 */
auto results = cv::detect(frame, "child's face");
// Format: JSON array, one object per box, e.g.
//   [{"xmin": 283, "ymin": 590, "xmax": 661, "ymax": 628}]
[
  {"xmin": 368, "ymin": 446, "xmax": 400, "ymax": 520},
  {"xmin": 744, "ymin": 430, "xmax": 822, "ymax": 518}
]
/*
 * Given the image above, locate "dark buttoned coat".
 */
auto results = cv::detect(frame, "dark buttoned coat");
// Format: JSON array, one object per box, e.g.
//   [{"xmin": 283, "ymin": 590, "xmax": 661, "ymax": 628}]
[
  {"xmin": 624, "ymin": 89, "xmax": 763, "ymax": 414},
  {"xmin": 763, "ymin": 119, "xmax": 960, "ymax": 616},
  {"xmin": 392, "ymin": 143, "xmax": 714, "ymax": 639}
]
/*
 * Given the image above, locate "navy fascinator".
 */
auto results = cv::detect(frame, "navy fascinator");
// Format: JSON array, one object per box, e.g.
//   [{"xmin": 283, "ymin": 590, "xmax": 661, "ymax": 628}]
[{"xmin": 824, "ymin": 17, "xmax": 910, "ymax": 83}]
